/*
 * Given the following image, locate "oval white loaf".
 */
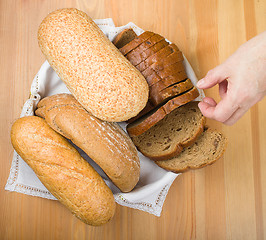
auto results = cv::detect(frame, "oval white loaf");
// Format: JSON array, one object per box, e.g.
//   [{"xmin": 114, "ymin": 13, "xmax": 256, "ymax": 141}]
[
  {"xmin": 11, "ymin": 116, "xmax": 116, "ymax": 226},
  {"xmin": 35, "ymin": 94, "xmax": 140, "ymax": 192},
  {"xmin": 38, "ymin": 8, "xmax": 149, "ymax": 122}
]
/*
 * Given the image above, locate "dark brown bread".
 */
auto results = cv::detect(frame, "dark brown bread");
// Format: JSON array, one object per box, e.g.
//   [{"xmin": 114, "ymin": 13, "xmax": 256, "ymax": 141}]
[
  {"xmin": 11, "ymin": 116, "xmax": 116, "ymax": 226},
  {"xmin": 130, "ymin": 102, "xmax": 206, "ymax": 160},
  {"xmin": 155, "ymin": 128, "xmax": 227, "ymax": 172},
  {"xmin": 126, "ymin": 39, "xmax": 169, "ymax": 66},
  {"xmin": 112, "ymin": 28, "xmax": 137, "ymax": 49},
  {"xmin": 136, "ymin": 44, "xmax": 180, "ymax": 72},
  {"xmin": 150, "ymin": 79, "xmax": 194, "ymax": 106},
  {"xmin": 119, "ymin": 31, "xmax": 155, "ymax": 55},
  {"xmin": 35, "ymin": 94, "xmax": 140, "ymax": 193},
  {"xmin": 145, "ymin": 61, "xmax": 185, "ymax": 79},
  {"xmin": 126, "ymin": 34, "xmax": 164, "ymax": 60},
  {"xmin": 149, "ymin": 70, "xmax": 188, "ymax": 94},
  {"xmin": 127, "ymin": 87, "xmax": 199, "ymax": 137}
]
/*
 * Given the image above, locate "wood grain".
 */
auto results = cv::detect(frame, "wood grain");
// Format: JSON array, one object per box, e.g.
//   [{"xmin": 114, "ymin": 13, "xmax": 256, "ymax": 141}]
[{"xmin": 0, "ymin": 0, "xmax": 265, "ymax": 239}]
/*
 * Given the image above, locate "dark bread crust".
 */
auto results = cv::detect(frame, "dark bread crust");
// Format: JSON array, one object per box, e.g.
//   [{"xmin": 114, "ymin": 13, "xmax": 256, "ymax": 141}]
[
  {"xmin": 119, "ymin": 31, "xmax": 155, "ymax": 55},
  {"xmin": 127, "ymin": 39, "xmax": 169, "ymax": 66},
  {"xmin": 112, "ymin": 28, "xmax": 137, "ymax": 49},
  {"xmin": 150, "ymin": 79, "xmax": 194, "ymax": 106},
  {"xmin": 136, "ymin": 44, "xmax": 180, "ymax": 72},
  {"xmin": 127, "ymin": 87, "xmax": 199, "ymax": 137}
]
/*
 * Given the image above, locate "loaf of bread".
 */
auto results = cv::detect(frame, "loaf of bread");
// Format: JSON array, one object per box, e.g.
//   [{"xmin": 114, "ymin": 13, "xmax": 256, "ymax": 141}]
[
  {"xmin": 113, "ymin": 29, "xmax": 199, "ymax": 135},
  {"xmin": 11, "ymin": 116, "xmax": 116, "ymax": 226},
  {"xmin": 35, "ymin": 94, "xmax": 140, "ymax": 192},
  {"xmin": 38, "ymin": 8, "xmax": 149, "ymax": 122}
]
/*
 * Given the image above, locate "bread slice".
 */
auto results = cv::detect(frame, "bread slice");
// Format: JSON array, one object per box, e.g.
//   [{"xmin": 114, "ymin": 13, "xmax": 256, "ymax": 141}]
[
  {"xmin": 150, "ymin": 79, "xmax": 194, "ymax": 106},
  {"xmin": 137, "ymin": 47, "xmax": 183, "ymax": 73},
  {"xmin": 112, "ymin": 28, "xmax": 137, "ymax": 49},
  {"xmin": 130, "ymin": 101, "xmax": 205, "ymax": 160},
  {"xmin": 127, "ymin": 39, "xmax": 169, "ymax": 66},
  {"xmin": 150, "ymin": 61, "xmax": 185, "ymax": 79},
  {"xmin": 127, "ymin": 87, "xmax": 199, "ymax": 137},
  {"xmin": 155, "ymin": 128, "xmax": 227, "ymax": 172},
  {"xmin": 119, "ymin": 31, "xmax": 155, "ymax": 55},
  {"xmin": 126, "ymin": 34, "xmax": 164, "ymax": 59},
  {"xmin": 149, "ymin": 70, "xmax": 188, "ymax": 94},
  {"xmin": 136, "ymin": 44, "xmax": 179, "ymax": 72}
]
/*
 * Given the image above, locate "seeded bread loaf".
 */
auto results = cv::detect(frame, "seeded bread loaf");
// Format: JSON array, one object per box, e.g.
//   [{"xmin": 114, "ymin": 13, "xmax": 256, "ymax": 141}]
[
  {"xmin": 112, "ymin": 28, "xmax": 137, "ymax": 49},
  {"xmin": 38, "ymin": 8, "xmax": 149, "ymax": 122},
  {"xmin": 11, "ymin": 116, "xmax": 116, "ymax": 226},
  {"xmin": 155, "ymin": 128, "xmax": 227, "ymax": 172},
  {"xmin": 127, "ymin": 87, "xmax": 199, "ymax": 137},
  {"xmin": 130, "ymin": 101, "xmax": 205, "ymax": 160},
  {"xmin": 35, "ymin": 94, "xmax": 140, "ymax": 193}
]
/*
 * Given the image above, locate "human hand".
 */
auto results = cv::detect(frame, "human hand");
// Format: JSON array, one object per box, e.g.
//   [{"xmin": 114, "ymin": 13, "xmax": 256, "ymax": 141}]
[{"xmin": 196, "ymin": 31, "xmax": 266, "ymax": 125}]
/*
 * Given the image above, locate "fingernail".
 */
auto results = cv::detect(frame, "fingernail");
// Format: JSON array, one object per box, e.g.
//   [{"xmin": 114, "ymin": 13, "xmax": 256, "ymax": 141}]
[{"xmin": 197, "ymin": 78, "xmax": 205, "ymax": 88}]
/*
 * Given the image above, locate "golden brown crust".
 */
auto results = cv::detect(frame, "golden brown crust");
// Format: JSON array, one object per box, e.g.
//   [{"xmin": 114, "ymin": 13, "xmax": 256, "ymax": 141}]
[
  {"xmin": 127, "ymin": 87, "xmax": 200, "ymax": 137},
  {"xmin": 35, "ymin": 94, "xmax": 140, "ymax": 193},
  {"xmin": 38, "ymin": 8, "xmax": 148, "ymax": 122},
  {"xmin": 11, "ymin": 116, "xmax": 116, "ymax": 226}
]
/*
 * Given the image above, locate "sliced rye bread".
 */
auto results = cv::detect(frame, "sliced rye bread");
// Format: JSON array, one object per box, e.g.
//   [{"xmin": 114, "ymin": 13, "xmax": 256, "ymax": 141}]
[
  {"xmin": 112, "ymin": 28, "xmax": 137, "ymax": 49},
  {"xmin": 149, "ymin": 61, "xmax": 185, "ymax": 79},
  {"xmin": 145, "ymin": 69, "xmax": 187, "ymax": 87},
  {"xmin": 136, "ymin": 44, "xmax": 180, "ymax": 72},
  {"xmin": 150, "ymin": 79, "xmax": 194, "ymax": 106},
  {"xmin": 155, "ymin": 128, "xmax": 227, "ymax": 172},
  {"xmin": 126, "ymin": 39, "xmax": 169, "ymax": 66},
  {"xmin": 126, "ymin": 34, "xmax": 164, "ymax": 59},
  {"xmin": 119, "ymin": 31, "xmax": 155, "ymax": 55},
  {"xmin": 137, "ymin": 46, "xmax": 183, "ymax": 72},
  {"xmin": 149, "ymin": 70, "xmax": 188, "ymax": 94},
  {"xmin": 130, "ymin": 101, "xmax": 205, "ymax": 161},
  {"xmin": 127, "ymin": 87, "xmax": 199, "ymax": 137}
]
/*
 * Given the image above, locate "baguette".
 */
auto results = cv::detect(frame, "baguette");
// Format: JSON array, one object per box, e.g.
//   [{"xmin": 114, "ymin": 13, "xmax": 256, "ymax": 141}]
[
  {"xmin": 38, "ymin": 8, "xmax": 149, "ymax": 122},
  {"xmin": 35, "ymin": 94, "xmax": 140, "ymax": 193},
  {"xmin": 11, "ymin": 116, "xmax": 116, "ymax": 226}
]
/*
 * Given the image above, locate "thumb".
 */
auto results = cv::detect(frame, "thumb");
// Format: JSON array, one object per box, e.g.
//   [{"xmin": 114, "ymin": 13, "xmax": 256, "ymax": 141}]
[{"xmin": 197, "ymin": 65, "xmax": 229, "ymax": 89}]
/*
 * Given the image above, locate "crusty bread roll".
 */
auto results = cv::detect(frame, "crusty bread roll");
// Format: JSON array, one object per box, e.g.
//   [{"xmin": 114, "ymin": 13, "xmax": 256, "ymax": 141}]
[
  {"xmin": 11, "ymin": 116, "xmax": 116, "ymax": 226},
  {"xmin": 38, "ymin": 8, "xmax": 149, "ymax": 122},
  {"xmin": 35, "ymin": 94, "xmax": 140, "ymax": 192}
]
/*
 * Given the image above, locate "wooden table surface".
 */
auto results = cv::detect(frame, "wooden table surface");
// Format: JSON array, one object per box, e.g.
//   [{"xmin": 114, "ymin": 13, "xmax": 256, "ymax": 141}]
[{"xmin": 1, "ymin": 0, "xmax": 265, "ymax": 239}]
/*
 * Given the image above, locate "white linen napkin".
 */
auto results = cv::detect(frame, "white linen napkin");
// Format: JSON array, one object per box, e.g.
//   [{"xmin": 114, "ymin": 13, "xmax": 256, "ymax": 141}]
[{"xmin": 5, "ymin": 19, "xmax": 204, "ymax": 217}]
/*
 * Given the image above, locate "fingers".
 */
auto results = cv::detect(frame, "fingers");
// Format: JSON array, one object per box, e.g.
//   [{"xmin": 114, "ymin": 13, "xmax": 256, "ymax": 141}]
[
  {"xmin": 197, "ymin": 65, "xmax": 229, "ymax": 89},
  {"xmin": 198, "ymin": 95, "xmax": 239, "ymax": 123},
  {"xmin": 219, "ymin": 80, "xmax": 228, "ymax": 99},
  {"xmin": 202, "ymin": 97, "xmax": 217, "ymax": 107}
]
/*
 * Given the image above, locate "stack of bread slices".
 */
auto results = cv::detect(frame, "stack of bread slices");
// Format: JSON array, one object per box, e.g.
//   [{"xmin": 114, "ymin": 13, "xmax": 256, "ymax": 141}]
[{"xmin": 113, "ymin": 29, "xmax": 227, "ymax": 173}]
